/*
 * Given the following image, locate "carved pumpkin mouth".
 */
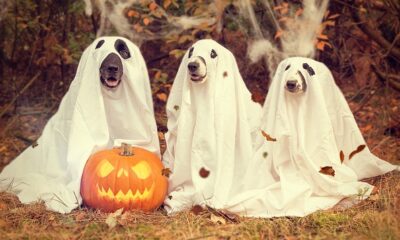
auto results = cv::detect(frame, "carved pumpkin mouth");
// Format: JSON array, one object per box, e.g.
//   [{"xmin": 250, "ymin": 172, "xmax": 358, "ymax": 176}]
[{"xmin": 96, "ymin": 183, "xmax": 155, "ymax": 202}]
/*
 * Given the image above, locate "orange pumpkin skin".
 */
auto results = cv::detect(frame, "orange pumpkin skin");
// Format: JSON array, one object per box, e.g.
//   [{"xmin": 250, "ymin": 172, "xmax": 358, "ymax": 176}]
[{"xmin": 80, "ymin": 146, "xmax": 167, "ymax": 212}]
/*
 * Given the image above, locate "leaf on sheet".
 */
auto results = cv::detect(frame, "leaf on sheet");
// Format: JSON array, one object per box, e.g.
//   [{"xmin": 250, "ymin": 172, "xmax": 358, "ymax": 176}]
[
  {"xmin": 340, "ymin": 150, "xmax": 344, "ymax": 163},
  {"xmin": 223, "ymin": 71, "xmax": 228, "ymax": 77},
  {"xmin": 161, "ymin": 168, "xmax": 172, "ymax": 178},
  {"xmin": 167, "ymin": 195, "xmax": 172, "ymax": 200},
  {"xmin": 349, "ymin": 144, "xmax": 366, "ymax": 160},
  {"xmin": 190, "ymin": 205, "xmax": 204, "ymax": 215},
  {"xmin": 263, "ymin": 152, "xmax": 268, "ymax": 158},
  {"xmin": 32, "ymin": 141, "xmax": 38, "ymax": 148},
  {"xmin": 319, "ymin": 166, "xmax": 335, "ymax": 176},
  {"xmin": 199, "ymin": 167, "xmax": 210, "ymax": 178},
  {"xmin": 261, "ymin": 130, "xmax": 277, "ymax": 142},
  {"xmin": 173, "ymin": 105, "xmax": 179, "ymax": 111}
]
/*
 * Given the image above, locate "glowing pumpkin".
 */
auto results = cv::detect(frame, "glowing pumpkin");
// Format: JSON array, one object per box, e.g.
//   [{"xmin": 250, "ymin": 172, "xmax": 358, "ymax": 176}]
[{"xmin": 80, "ymin": 143, "xmax": 168, "ymax": 212}]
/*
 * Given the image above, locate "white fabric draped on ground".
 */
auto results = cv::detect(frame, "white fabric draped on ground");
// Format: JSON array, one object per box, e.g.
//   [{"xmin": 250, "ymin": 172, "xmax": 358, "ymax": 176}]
[
  {"xmin": 224, "ymin": 57, "xmax": 398, "ymax": 217},
  {"xmin": 163, "ymin": 39, "xmax": 262, "ymax": 214},
  {"xmin": 0, "ymin": 36, "xmax": 160, "ymax": 213}
]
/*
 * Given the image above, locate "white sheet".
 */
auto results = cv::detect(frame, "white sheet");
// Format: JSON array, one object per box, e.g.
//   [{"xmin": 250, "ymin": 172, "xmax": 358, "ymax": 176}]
[
  {"xmin": 224, "ymin": 57, "xmax": 398, "ymax": 217},
  {"xmin": 0, "ymin": 36, "xmax": 160, "ymax": 213},
  {"xmin": 163, "ymin": 39, "xmax": 262, "ymax": 213}
]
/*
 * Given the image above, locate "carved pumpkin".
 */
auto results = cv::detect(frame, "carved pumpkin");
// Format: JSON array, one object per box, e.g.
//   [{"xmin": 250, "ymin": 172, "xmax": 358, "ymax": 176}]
[{"xmin": 80, "ymin": 144, "xmax": 168, "ymax": 212}]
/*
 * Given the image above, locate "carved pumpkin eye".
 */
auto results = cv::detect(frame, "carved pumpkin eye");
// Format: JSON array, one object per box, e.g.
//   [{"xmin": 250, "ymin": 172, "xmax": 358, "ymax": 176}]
[
  {"xmin": 210, "ymin": 49, "xmax": 217, "ymax": 58},
  {"xmin": 97, "ymin": 159, "xmax": 114, "ymax": 178},
  {"xmin": 131, "ymin": 161, "xmax": 151, "ymax": 179}
]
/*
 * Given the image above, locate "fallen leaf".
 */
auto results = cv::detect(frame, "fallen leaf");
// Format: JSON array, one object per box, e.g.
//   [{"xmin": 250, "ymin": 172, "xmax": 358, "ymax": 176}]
[
  {"xmin": 75, "ymin": 212, "xmax": 86, "ymax": 221},
  {"xmin": 156, "ymin": 92, "xmax": 167, "ymax": 102},
  {"xmin": 173, "ymin": 105, "xmax": 179, "ymax": 111},
  {"xmin": 349, "ymin": 145, "xmax": 366, "ymax": 160},
  {"xmin": 168, "ymin": 195, "xmax": 172, "ymax": 200},
  {"xmin": 274, "ymin": 30, "xmax": 284, "ymax": 39},
  {"xmin": 340, "ymin": 150, "xmax": 344, "ymax": 163},
  {"xmin": 210, "ymin": 213, "xmax": 226, "ymax": 225},
  {"xmin": 149, "ymin": 2, "xmax": 158, "ymax": 11},
  {"xmin": 261, "ymin": 130, "xmax": 277, "ymax": 142},
  {"xmin": 190, "ymin": 205, "xmax": 204, "ymax": 215},
  {"xmin": 161, "ymin": 168, "xmax": 172, "ymax": 178},
  {"xmin": 199, "ymin": 167, "xmax": 210, "ymax": 178},
  {"xmin": 223, "ymin": 71, "xmax": 228, "ymax": 77},
  {"xmin": 319, "ymin": 166, "xmax": 335, "ymax": 176},
  {"xmin": 263, "ymin": 152, "xmax": 268, "ymax": 158},
  {"xmin": 32, "ymin": 141, "xmax": 38, "ymax": 148},
  {"xmin": 143, "ymin": 17, "xmax": 151, "ymax": 26},
  {"xmin": 105, "ymin": 208, "xmax": 124, "ymax": 229},
  {"xmin": 206, "ymin": 206, "xmax": 240, "ymax": 223}
]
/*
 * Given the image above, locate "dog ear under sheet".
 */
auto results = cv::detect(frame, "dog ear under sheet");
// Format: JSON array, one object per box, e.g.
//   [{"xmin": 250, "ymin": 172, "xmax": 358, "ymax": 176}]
[
  {"xmin": 223, "ymin": 57, "xmax": 398, "ymax": 217},
  {"xmin": 0, "ymin": 37, "xmax": 160, "ymax": 213},
  {"xmin": 163, "ymin": 39, "xmax": 262, "ymax": 214}
]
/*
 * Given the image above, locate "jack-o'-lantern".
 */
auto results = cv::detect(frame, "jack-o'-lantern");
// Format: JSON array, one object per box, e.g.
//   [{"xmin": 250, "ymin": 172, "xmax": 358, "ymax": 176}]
[{"xmin": 80, "ymin": 143, "xmax": 168, "ymax": 212}]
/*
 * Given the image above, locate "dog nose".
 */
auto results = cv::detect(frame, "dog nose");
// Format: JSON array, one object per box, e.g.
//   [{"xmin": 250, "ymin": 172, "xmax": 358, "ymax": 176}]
[
  {"xmin": 286, "ymin": 80, "xmax": 297, "ymax": 90},
  {"xmin": 188, "ymin": 62, "xmax": 199, "ymax": 72},
  {"xmin": 107, "ymin": 65, "xmax": 119, "ymax": 72}
]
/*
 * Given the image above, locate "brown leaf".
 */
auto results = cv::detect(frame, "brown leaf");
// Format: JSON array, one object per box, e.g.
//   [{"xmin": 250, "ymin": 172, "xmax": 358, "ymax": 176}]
[
  {"xmin": 319, "ymin": 166, "xmax": 335, "ymax": 176},
  {"xmin": 105, "ymin": 208, "xmax": 123, "ymax": 228},
  {"xmin": 349, "ymin": 145, "xmax": 366, "ymax": 160},
  {"xmin": 206, "ymin": 206, "xmax": 240, "ymax": 223},
  {"xmin": 223, "ymin": 71, "xmax": 228, "ymax": 77},
  {"xmin": 149, "ymin": 2, "xmax": 158, "ymax": 11},
  {"xmin": 143, "ymin": 17, "xmax": 151, "ymax": 26},
  {"xmin": 32, "ymin": 141, "xmax": 38, "ymax": 148},
  {"xmin": 75, "ymin": 212, "xmax": 86, "ymax": 221},
  {"xmin": 161, "ymin": 168, "xmax": 172, "ymax": 178},
  {"xmin": 156, "ymin": 93, "xmax": 167, "ymax": 102},
  {"xmin": 210, "ymin": 213, "xmax": 226, "ymax": 225},
  {"xmin": 173, "ymin": 105, "xmax": 179, "ymax": 111},
  {"xmin": 168, "ymin": 195, "xmax": 172, "ymax": 200},
  {"xmin": 190, "ymin": 205, "xmax": 204, "ymax": 215},
  {"xmin": 340, "ymin": 150, "xmax": 344, "ymax": 163},
  {"xmin": 261, "ymin": 130, "xmax": 277, "ymax": 142},
  {"xmin": 199, "ymin": 167, "xmax": 210, "ymax": 178}
]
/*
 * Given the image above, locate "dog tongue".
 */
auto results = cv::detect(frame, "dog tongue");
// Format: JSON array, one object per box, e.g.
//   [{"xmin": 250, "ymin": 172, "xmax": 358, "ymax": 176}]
[{"xmin": 106, "ymin": 79, "xmax": 119, "ymax": 87}]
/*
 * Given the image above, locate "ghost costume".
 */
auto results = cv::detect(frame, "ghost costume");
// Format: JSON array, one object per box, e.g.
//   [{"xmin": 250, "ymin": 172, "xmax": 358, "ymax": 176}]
[
  {"xmin": 224, "ymin": 57, "xmax": 398, "ymax": 217},
  {"xmin": 0, "ymin": 37, "xmax": 160, "ymax": 213},
  {"xmin": 163, "ymin": 39, "xmax": 262, "ymax": 214}
]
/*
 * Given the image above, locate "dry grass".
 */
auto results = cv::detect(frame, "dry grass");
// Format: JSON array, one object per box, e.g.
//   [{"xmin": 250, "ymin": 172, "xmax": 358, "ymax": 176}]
[{"xmin": 0, "ymin": 170, "xmax": 399, "ymax": 239}]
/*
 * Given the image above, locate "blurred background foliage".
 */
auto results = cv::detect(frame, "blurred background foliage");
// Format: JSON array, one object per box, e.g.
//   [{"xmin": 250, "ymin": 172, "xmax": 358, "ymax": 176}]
[{"xmin": 0, "ymin": 0, "xmax": 399, "ymax": 146}]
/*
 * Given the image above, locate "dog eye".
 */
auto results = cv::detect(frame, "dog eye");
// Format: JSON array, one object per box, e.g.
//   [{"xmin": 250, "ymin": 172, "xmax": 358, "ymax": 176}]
[
  {"xmin": 303, "ymin": 63, "xmax": 315, "ymax": 76},
  {"xmin": 188, "ymin": 47, "xmax": 194, "ymax": 58},
  {"xmin": 114, "ymin": 39, "xmax": 131, "ymax": 59},
  {"xmin": 284, "ymin": 64, "xmax": 291, "ymax": 71},
  {"xmin": 95, "ymin": 40, "xmax": 105, "ymax": 49},
  {"xmin": 210, "ymin": 49, "xmax": 217, "ymax": 59}
]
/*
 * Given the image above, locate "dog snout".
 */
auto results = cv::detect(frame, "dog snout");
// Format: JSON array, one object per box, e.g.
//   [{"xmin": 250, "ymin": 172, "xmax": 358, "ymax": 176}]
[
  {"xmin": 188, "ymin": 62, "xmax": 199, "ymax": 72},
  {"xmin": 286, "ymin": 80, "xmax": 297, "ymax": 90},
  {"xmin": 107, "ymin": 65, "xmax": 119, "ymax": 73}
]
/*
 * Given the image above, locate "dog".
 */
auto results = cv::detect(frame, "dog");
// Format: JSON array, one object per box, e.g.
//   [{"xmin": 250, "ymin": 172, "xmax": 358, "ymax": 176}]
[
  {"xmin": 283, "ymin": 62, "xmax": 315, "ymax": 94},
  {"xmin": 98, "ymin": 39, "xmax": 131, "ymax": 88},
  {"xmin": 186, "ymin": 46, "xmax": 218, "ymax": 83}
]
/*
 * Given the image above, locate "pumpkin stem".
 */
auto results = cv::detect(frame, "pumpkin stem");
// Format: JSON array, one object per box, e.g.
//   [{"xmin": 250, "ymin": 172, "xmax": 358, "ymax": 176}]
[{"xmin": 120, "ymin": 143, "xmax": 133, "ymax": 156}]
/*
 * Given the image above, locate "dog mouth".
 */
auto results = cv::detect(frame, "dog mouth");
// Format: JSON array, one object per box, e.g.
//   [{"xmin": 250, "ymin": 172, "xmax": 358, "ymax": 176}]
[
  {"xmin": 189, "ymin": 73, "xmax": 206, "ymax": 82},
  {"xmin": 102, "ymin": 76, "xmax": 121, "ymax": 88}
]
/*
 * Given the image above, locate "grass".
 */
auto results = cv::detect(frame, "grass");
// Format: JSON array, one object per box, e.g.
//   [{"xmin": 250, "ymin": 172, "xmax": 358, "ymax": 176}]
[{"xmin": 0, "ymin": 171, "xmax": 399, "ymax": 239}]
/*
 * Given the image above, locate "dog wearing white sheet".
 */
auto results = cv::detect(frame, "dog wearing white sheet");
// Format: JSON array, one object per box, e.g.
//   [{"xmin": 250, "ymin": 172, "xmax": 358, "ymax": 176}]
[
  {"xmin": 0, "ymin": 37, "xmax": 160, "ymax": 213},
  {"xmin": 163, "ymin": 39, "xmax": 262, "ymax": 213},
  {"xmin": 224, "ymin": 57, "xmax": 398, "ymax": 217}
]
